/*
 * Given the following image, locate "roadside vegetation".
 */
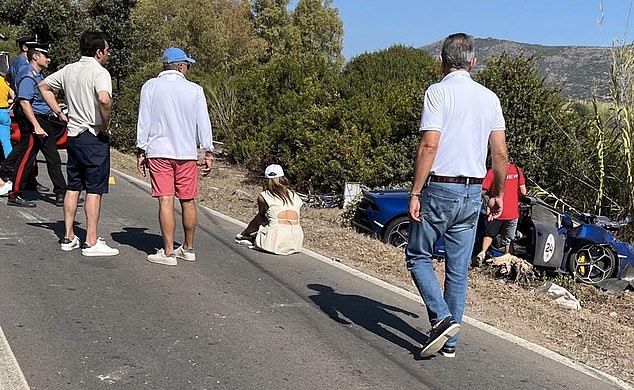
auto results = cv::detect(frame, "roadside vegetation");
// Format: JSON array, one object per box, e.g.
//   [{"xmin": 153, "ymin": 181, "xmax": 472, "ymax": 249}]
[
  {"xmin": 2, "ymin": 0, "xmax": 631, "ymax": 222},
  {"xmin": 2, "ymin": 0, "xmax": 634, "ymax": 383}
]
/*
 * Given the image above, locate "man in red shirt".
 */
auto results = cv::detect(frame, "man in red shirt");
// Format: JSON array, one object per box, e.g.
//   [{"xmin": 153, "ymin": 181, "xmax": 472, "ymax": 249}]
[{"xmin": 475, "ymin": 163, "xmax": 526, "ymax": 264}]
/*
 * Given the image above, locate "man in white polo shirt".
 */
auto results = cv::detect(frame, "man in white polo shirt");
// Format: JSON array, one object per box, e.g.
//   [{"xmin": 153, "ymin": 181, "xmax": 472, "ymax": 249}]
[
  {"xmin": 136, "ymin": 47, "xmax": 214, "ymax": 266},
  {"xmin": 406, "ymin": 33, "xmax": 508, "ymax": 358},
  {"xmin": 39, "ymin": 31, "xmax": 119, "ymax": 257}
]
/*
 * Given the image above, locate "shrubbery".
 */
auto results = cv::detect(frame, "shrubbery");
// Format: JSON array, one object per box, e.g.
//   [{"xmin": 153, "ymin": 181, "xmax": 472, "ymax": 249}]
[
  {"xmin": 3, "ymin": 0, "xmax": 627, "ymax": 217},
  {"xmin": 476, "ymin": 54, "xmax": 597, "ymax": 212},
  {"xmin": 226, "ymin": 46, "xmax": 440, "ymax": 192}
]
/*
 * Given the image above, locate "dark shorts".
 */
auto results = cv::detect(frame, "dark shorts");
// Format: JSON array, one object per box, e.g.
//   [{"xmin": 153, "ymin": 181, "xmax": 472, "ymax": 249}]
[
  {"xmin": 66, "ymin": 131, "xmax": 110, "ymax": 194},
  {"xmin": 484, "ymin": 218, "xmax": 518, "ymax": 245}
]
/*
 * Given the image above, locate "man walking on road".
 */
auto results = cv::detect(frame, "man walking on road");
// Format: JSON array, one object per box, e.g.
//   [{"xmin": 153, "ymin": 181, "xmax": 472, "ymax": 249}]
[
  {"xmin": 39, "ymin": 31, "xmax": 119, "ymax": 257},
  {"xmin": 406, "ymin": 33, "xmax": 508, "ymax": 358},
  {"xmin": 136, "ymin": 47, "xmax": 214, "ymax": 266}
]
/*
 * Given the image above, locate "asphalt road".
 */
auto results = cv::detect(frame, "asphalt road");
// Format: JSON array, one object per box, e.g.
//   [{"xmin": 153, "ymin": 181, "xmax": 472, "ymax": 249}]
[{"xmin": 0, "ymin": 159, "xmax": 626, "ymax": 390}]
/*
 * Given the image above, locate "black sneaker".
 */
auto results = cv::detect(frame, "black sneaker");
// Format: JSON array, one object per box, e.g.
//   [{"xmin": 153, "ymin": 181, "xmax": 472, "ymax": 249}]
[
  {"xmin": 420, "ymin": 316, "xmax": 460, "ymax": 358},
  {"xmin": 439, "ymin": 345, "xmax": 456, "ymax": 358},
  {"xmin": 8, "ymin": 195, "xmax": 36, "ymax": 208},
  {"xmin": 55, "ymin": 194, "xmax": 65, "ymax": 207}
]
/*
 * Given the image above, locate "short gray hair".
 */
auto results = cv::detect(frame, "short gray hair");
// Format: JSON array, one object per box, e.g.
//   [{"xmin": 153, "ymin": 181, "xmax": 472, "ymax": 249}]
[
  {"xmin": 163, "ymin": 63, "xmax": 179, "ymax": 71},
  {"xmin": 441, "ymin": 33, "xmax": 475, "ymax": 70}
]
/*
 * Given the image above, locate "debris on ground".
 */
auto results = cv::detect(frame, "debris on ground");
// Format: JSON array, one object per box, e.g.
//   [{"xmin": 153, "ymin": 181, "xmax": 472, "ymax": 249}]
[
  {"xmin": 490, "ymin": 253, "xmax": 534, "ymax": 283},
  {"xmin": 597, "ymin": 265, "xmax": 634, "ymax": 293},
  {"xmin": 535, "ymin": 282, "xmax": 582, "ymax": 310}
]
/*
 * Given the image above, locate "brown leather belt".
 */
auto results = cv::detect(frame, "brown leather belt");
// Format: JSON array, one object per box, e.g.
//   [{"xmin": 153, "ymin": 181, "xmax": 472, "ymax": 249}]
[{"xmin": 429, "ymin": 175, "xmax": 483, "ymax": 184}]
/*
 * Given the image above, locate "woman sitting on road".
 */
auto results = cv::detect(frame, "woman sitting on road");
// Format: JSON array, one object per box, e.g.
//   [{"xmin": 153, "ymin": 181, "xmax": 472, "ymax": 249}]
[{"xmin": 235, "ymin": 164, "xmax": 304, "ymax": 255}]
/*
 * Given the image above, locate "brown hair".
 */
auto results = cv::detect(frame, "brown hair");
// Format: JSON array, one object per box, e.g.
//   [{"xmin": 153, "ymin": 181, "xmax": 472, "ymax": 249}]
[{"xmin": 263, "ymin": 176, "xmax": 293, "ymax": 205}]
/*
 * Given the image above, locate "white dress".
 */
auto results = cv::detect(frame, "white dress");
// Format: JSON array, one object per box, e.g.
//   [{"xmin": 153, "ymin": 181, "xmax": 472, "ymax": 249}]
[{"xmin": 254, "ymin": 190, "xmax": 304, "ymax": 255}]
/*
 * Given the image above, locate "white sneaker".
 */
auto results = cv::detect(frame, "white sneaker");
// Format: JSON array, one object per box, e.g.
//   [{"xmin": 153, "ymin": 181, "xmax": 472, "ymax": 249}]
[
  {"xmin": 174, "ymin": 245, "xmax": 196, "ymax": 261},
  {"xmin": 81, "ymin": 237, "xmax": 120, "ymax": 257},
  {"xmin": 0, "ymin": 180, "xmax": 12, "ymax": 196},
  {"xmin": 235, "ymin": 232, "xmax": 254, "ymax": 246},
  {"xmin": 60, "ymin": 236, "xmax": 81, "ymax": 251},
  {"xmin": 147, "ymin": 249, "xmax": 177, "ymax": 266}
]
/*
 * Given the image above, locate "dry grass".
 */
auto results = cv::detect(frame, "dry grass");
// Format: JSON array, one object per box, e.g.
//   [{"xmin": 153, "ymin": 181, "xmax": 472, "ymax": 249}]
[{"xmin": 111, "ymin": 150, "xmax": 634, "ymax": 386}]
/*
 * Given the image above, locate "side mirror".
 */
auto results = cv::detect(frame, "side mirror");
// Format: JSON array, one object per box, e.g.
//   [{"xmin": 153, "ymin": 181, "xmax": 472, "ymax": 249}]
[{"xmin": 561, "ymin": 214, "xmax": 574, "ymax": 229}]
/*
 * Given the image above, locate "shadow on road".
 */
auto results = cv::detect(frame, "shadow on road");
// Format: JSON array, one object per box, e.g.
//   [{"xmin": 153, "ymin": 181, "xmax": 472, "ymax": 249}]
[
  {"xmin": 27, "ymin": 220, "xmax": 85, "ymax": 242},
  {"xmin": 111, "ymin": 227, "xmax": 167, "ymax": 255},
  {"xmin": 307, "ymin": 283, "xmax": 427, "ymax": 356}
]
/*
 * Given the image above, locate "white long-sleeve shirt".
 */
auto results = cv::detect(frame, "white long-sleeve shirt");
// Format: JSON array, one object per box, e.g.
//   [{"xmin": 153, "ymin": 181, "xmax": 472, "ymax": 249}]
[{"xmin": 136, "ymin": 70, "xmax": 213, "ymax": 159}]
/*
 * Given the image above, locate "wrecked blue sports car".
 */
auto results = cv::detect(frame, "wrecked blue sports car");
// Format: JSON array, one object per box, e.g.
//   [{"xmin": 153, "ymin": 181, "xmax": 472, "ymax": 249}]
[{"xmin": 352, "ymin": 189, "xmax": 634, "ymax": 285}]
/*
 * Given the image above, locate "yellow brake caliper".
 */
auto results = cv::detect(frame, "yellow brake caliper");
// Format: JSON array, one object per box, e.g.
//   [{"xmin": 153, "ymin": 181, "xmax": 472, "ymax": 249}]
[{"xmin": 577, "ymin": 253, "xmax": 587, "ymax": 276}]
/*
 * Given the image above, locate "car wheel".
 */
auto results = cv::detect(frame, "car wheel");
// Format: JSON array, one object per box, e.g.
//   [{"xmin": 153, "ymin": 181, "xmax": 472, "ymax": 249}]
[
  {"xmin": 383, "ymin": 216, "xmax": 410, "ymax": 249},
  {"xmin": 568, "ymin": 243, "xmax": 617, "ymax": 285}
]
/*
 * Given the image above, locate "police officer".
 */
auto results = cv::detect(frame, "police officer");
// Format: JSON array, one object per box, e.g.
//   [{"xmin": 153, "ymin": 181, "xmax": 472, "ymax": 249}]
[
  {"xmin": 2, "ymin": 36, "xmax": 50, "ymax": 194},
  {"xmin": 1, "ymin": 45, "xmax": 66, "ymax": 207},
  {"xmin": 6, "ymin": 36, "xmax": 38, "ymax": 91}
]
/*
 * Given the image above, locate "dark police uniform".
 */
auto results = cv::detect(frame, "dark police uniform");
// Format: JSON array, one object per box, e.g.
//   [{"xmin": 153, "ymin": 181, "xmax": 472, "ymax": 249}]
[{"xmin": 1, "ymin": 59, "xmax": 67, "ymax": 206}]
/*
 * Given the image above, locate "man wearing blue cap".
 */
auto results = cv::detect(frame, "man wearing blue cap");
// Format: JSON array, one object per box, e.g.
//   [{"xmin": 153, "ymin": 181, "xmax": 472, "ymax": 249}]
[{"xmin": 136, "ymin": 47, "xmax": 214, "ymax": 266}]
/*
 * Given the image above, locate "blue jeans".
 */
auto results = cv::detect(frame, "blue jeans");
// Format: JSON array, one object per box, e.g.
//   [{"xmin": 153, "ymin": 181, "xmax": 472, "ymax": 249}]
[
  {"xmin": 0, "ymin": 109, "xmax": 11, "ymax": 158},
  {"xmin": 406, "ymin": 182, "xmax": 482, "ymax": 348}
]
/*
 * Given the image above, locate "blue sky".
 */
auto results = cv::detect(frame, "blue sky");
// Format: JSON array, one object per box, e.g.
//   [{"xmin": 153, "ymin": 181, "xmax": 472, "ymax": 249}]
[{"xmin": 332, "ymin": 0, "xmax": 634, "ymax": 59}]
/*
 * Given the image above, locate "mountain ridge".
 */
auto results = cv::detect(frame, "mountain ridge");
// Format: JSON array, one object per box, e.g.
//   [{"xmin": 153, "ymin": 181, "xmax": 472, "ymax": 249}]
[{"xmin": 421, "ymin": 37, "xmax": 612, "ymax": 100}]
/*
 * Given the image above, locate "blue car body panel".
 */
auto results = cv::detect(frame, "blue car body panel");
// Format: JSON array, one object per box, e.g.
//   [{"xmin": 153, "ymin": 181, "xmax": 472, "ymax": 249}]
[
  {"xmin": 569, "ymin": 224, "xmax": 634, "ymax": 275},
  {"xmin": 354, "ymin": 189, "xmax": 634, "ymax": 280}
]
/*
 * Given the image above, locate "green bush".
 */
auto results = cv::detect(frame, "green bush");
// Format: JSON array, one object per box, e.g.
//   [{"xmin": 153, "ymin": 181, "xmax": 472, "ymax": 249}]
[
  {"xmin": 228, "ymin": 46, "xmax": 440, "ymax": 192},
  {"xmin": 476, "ymin": 54, "xmax": 595, "ymax": 211},
  {"xmin": 110, "ymin": 63, "xmax": 161, "ymax": 152}
]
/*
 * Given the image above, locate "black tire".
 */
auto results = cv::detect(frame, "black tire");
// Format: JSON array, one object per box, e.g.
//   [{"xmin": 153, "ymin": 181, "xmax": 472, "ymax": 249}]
[
  {"xmin": 567, "ymin": 243, "xmax": 617, "ymax": 285},
  {"xmin": 382, "ymin": 216, "xmax": 410, "ymax": 249}
]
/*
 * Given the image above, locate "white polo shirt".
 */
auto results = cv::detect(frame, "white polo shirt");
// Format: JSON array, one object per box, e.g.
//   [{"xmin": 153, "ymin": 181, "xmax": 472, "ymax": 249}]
[
  {"xmin": 420, "ymin": 70, "xmax": 505, "ymax": 178},
  {"xmin": 136, "ymin": 70, "xmax": 213, "ymax": 160},
  {"xmin": 43, "ymin": 56, "xmax": 112, "ymax": 137}
]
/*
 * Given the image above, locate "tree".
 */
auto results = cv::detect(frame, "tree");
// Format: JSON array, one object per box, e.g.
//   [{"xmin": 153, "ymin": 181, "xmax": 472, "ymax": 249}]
[
  {"xmin": 85, "ymin": 0, "xmax": 138, "ymax": 90},
  {"xmin": 21, "ymin": 0, "xmax": 92, "ymax": 70},
  {"xmin": 292, "ymin": 0, "xmax": 343, "ymax": 66},
  {"xmin": 228, "ymin": 46, "xmax": 440, "ymax": 191},
  {"xmin": 131, "ymin": 0, "xmax": 266, "ymax": 75},
  {"xmin": 335, "ymin": 46, "xmax": 441, "ymax": 186},
  {"xmin": 476, "ymin": 54, "xmax": 596, "ymax": 212},
  {"xmin": 0, "ymin": 0, "xmax": 32, "ymax": 26},
  {"xmin": 250, "ymin": 0, "xmax": 291, "ymax": 61}
]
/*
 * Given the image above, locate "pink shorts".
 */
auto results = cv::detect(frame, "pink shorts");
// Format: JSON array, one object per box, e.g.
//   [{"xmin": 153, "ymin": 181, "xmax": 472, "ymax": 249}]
[{"xmin": 147, "ymin": 158, "xmax": 198, "ymax": 199}]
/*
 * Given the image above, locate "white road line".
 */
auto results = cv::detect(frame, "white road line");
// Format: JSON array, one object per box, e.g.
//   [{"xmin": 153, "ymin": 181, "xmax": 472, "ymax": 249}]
[
  {"xmin": 15, "ymin": 209, "xmax": 44, "ymax": 223},
  {"xmin": 114, "ymin": 168, "xmax": 633, "ymax": 390},
  {"xmin": 0, "ymin": 327, "xmax": 30, "ymax": 390}
]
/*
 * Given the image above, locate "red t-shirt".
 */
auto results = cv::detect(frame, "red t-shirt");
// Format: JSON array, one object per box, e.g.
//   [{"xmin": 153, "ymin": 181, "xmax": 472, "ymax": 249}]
[{"xmin": 482, "ymin": 164, "xmax": 525, "ymax": 220}]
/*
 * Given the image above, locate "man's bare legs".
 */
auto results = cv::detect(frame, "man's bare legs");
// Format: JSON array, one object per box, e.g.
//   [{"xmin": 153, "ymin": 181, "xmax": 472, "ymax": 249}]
[
  {"xmin": 158, "ymin": 195, "xmax": 175, "ymax": 255},
  {"xmin": 64, "ymin": 190, "xmax": 80, "ymax": 239},
  {"xmin": 180, "ymin": 199, "xmax": 197, "ymax": 250},
  {"xmin": 480, "ymin": 236, "xmax": 493, "ymax": 255},
  {"xmin": 84, "ymin": 193, "xmax": 102, "ymax": 246}
]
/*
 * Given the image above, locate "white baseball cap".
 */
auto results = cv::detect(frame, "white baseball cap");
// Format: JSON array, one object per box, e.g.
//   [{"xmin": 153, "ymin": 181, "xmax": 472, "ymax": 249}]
[{"xmin": 264, "ymin": 164, "xmax": 284, "ymax": 179}]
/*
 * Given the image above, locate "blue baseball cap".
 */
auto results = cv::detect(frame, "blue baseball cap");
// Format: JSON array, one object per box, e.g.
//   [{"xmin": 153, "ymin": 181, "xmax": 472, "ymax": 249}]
[{"xmin": 161, "ymin": 47, "xmax": 196, "ymax": 64}]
